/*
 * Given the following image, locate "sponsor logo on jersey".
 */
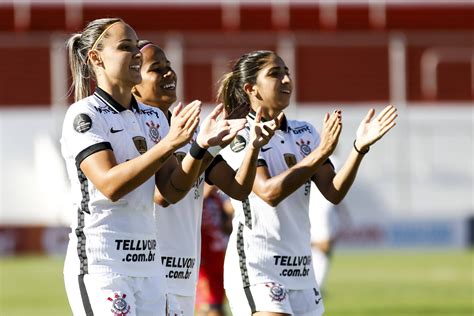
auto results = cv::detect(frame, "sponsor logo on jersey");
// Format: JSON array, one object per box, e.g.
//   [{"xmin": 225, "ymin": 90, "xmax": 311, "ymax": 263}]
[
  {"xmin": 133, "ymin": 136, "xmax": 147, "ymax": 154},
  {"xmin": 296, "ymin": 139, "xmax": 311, "ymax": 156},
  {"xmin": 94, "ymin": 105, "xmax": 115, "ymax": 114},
  {"xmin": 265, "ymin": 282, "xmax": 287, "ymax": 302},
  {"xmin": 140, "ymin": 108, "xmax": 160, "ymax": 119},
  {"xmin": 230, "ymin": 135, "xmax": 247, "ymax": 152},
  {"xmin": 145, "ymin": 121, "xmax": 161, "ymax": 143},
  {"xmin": 116, "ymin": 239, "xmax": 157, "ymax": 263},
  {"xmin": 284, "ymin": 153, "xmax": 297, "ymax": 167},
  {"xmin": 274, "ymin": 255, "xmax": 312, "ymax": 277},
  {"xmin": 290, "ymin": 125, "xmax": 311, "ymax": 135},
  {"xmin": 161, "ymin": 256, "xmax": 196, "ymax": 279},
  {"xmin": 107, "ymin": 293, "xmax": 130, "ymax": 316},
  {"xmin": 73, "ymin": 114, "xmax": 92, "ymax": 133},
  {"xmin": 261, "ymin": 146, "xmax": 272, "ymax": 152}
]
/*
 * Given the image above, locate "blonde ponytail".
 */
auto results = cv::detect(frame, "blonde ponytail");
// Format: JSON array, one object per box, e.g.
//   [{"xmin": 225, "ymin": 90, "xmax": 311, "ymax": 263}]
[{"xmin": 66, "ymin": 18, "xmax": 122, "ymax": 102}]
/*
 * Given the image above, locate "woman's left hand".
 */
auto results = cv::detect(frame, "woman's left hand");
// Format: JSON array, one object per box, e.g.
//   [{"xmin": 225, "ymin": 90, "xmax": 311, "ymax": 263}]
[
  {"xmin": 355, "ymin": 105, "xmax": 398, "ymax": 151},
  {"xmin": 196, "ymin": 103, "xmax": 247, "ymax": 148}
]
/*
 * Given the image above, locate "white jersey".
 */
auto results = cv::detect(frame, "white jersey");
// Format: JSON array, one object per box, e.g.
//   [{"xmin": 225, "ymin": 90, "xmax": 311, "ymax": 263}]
[
  {"xmin": 221, "ymin": 111, "xmax": 320, "ymax": 290},
  {"xmin": 61, "ymin": 88, "xmax": 169, "ymax": 278},
  {"xmin": 154, "ymin": 125, "xmax": 205, "ymax": 296},
  {"xmin": 309, "ymin": 156, "xmax": 339, "ymax": 243}
]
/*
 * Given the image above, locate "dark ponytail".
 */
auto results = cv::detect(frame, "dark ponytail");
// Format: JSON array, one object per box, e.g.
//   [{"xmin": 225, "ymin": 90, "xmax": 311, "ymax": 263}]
[{"xmin": 217, "ymin": 50, "xmax": 275, "ymax": 114}]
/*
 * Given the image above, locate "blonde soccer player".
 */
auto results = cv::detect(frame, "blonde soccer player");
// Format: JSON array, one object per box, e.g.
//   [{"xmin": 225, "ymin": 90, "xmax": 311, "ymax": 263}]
[{"xmin": 62, "ymin": 19, "xmax": 243, "ymax": 315}]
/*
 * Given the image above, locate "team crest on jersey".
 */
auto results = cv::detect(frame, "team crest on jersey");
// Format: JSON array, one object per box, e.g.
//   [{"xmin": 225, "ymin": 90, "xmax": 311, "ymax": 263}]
[
  {"xmin": 107, "ymin": 293, "xmax": 130, "ymax": 315},
  {"xmin": 296, "ymin": 139, "xmax": 311, "ymax": 156},
  {"xmin": 146, "ymin": 121, "xmax": 161, "ymax": 143},
  {"xmin": 133, "ymin": 136, "xmax": 147, "ymax": 154},
  {"xmin": 284, "ymin": 153, "xmax": 297, "ymax": 167},
  {"xmin": 73, "ymin": 113, "xmax": 92, "ymax": 133},
  {"xmin": 265, "ymin": 282, "xmax": 287, "ymax": 302},
  {"xmin": 230, "ymin": 135, "xmax": 247, "ymax": 152}
]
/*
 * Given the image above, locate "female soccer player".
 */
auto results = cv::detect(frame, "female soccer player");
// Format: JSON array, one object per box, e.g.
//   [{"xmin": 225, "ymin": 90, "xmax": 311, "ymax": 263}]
[
  {"xmin": 62, "ymin": 19, "xmax": 243, "ymax": 315},
  {"xmin": 217, "ymin": 50, "xmax": 398, "ymax": 316},
  {"xmin": 131, "ymin": 41, "xmax": 282, "ymax": 315}
]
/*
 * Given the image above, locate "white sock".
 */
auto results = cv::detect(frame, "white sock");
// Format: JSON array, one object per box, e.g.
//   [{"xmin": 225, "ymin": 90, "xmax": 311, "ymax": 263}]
[{"xmin": 312, "ymin": 248, "xmax": 330, "ymax": 288}]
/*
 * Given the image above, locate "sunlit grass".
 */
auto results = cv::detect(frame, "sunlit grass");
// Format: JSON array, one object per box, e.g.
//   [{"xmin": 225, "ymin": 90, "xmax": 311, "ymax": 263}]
[{"xmin": 0, "ymin": 251, "xmax": 472, "ymax": 315}]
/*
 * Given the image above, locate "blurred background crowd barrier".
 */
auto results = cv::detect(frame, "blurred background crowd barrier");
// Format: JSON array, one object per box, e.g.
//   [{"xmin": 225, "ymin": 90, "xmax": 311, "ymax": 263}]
[{"xmin": 0, "ymin": 0, "xmax": 472, "ymax": 255}]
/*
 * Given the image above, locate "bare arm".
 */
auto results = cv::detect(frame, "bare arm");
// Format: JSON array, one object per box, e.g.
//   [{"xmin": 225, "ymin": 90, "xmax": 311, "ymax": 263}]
[
  {"xmin": 155, "ymin": 103, "xmax": 247, "ymax": 205},
  {"xmin": 209, "ymin": 109, "xmax": 282, "ymax": 200},
  {"xmin": 313, "ymin": 105, "xmax": 398, "ymax": 204},
  {"xmin": 79, "ymin": 101, "xmax": 202, "ymax": 202},
  {"xmin": 252, "ymin": 111, "xmax": 342, "ymax": 207}
]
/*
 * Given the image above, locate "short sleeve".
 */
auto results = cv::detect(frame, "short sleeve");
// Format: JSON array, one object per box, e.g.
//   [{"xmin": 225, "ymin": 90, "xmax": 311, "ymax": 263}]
[
  {"xmin": 219, "ymin": 127, "xmax": 251, "ymax": 171},
  {"xmin": 61, "ymin": 102, "xmax": 111, "ymax": 166}
]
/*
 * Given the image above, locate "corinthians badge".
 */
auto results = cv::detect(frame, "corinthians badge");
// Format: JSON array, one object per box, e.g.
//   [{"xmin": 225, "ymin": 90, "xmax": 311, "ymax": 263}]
[
  {"xmin": 296, "ymin": 138, "xmax": 311, "ymax": 156},
  {"xmin": 133, "ymin": 136, "xmax": 147, "ymax": 155},
  {"xmin": 265, "ymin": 282, "xmax": 287, "ymax": 302},
  {"xmin": 107, "ymin": 293, "xmax": 130, "ymax": 316},
  {"xmin": 146, "ymin": 121, "xmax": 161, "ymax": 143}
]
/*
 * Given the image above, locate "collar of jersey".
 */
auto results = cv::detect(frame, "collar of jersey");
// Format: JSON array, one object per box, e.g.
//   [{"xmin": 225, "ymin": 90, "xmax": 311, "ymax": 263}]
[
  {"xmin": 94, "ymin": 87, "xmax": 139, "ymax": 113},
  {"xmin": 247, "ymin": 109, "xmax": 288, "ymax": 132}
]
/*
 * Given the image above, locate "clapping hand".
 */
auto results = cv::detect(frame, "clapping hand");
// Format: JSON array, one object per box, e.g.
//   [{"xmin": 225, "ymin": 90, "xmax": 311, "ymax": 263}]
[
  {"xmin": 167, "ymin": 100, "xmax": 201, "ymax": 148},
  {"xmin": 317, "ymin": 110, "xmax": 342, "ymax": 158},
  {"xmin": 196, "ymin": 103, "xmax": 247, "ymax": 148},
  {"xmin": 250, "ymin": 107, "xmax": 284, "ymax": 149},
  {"xmin": 355, "ymin": 105, "xmax": 398, "ymax": 151}
]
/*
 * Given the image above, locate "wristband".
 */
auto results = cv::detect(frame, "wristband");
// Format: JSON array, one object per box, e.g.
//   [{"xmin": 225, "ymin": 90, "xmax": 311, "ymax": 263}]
[
  {"xmin": 207, "ymin": 145, "xmax": 222, "ymax": 158},
  {"xmin": 353, "ymin": 139, "xmax": 369, "ymax": 155},
  {"xmin": 189, "ymin": 142, "xmax": 207, "ymax": 160}
]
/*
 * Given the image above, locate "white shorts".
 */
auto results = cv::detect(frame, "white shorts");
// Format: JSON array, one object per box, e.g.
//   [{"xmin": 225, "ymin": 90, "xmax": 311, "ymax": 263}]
[
  {"xmin": 64, "ymin": 272, "xmax": 167, "ymax": 316},
  {"xmin": 167, "ymin": 293, "xmax": 195, "ymax": 316},
  {"xmin": 226, "ymin": 282, "xmax": 324, "ymax": 316}
]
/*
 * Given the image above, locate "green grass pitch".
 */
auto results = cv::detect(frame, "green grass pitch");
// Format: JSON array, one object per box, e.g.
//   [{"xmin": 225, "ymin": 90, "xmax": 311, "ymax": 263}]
[{"xmin": 0, "ymin": 250, "xmax": 472, "ymax": 315}]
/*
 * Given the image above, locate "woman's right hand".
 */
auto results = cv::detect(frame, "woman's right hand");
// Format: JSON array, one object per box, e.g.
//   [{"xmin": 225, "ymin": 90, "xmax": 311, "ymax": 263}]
[
  {"xmin": 316, "ymin": 110, "xmax": 342, "ymax": 158},
  {"xmin": 166, "ymin": 100, "xmax": 201, "ymax": 149},
  {"xmin": 250, "ymin": 107, "xmax": 283, "ymax": 149}
]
